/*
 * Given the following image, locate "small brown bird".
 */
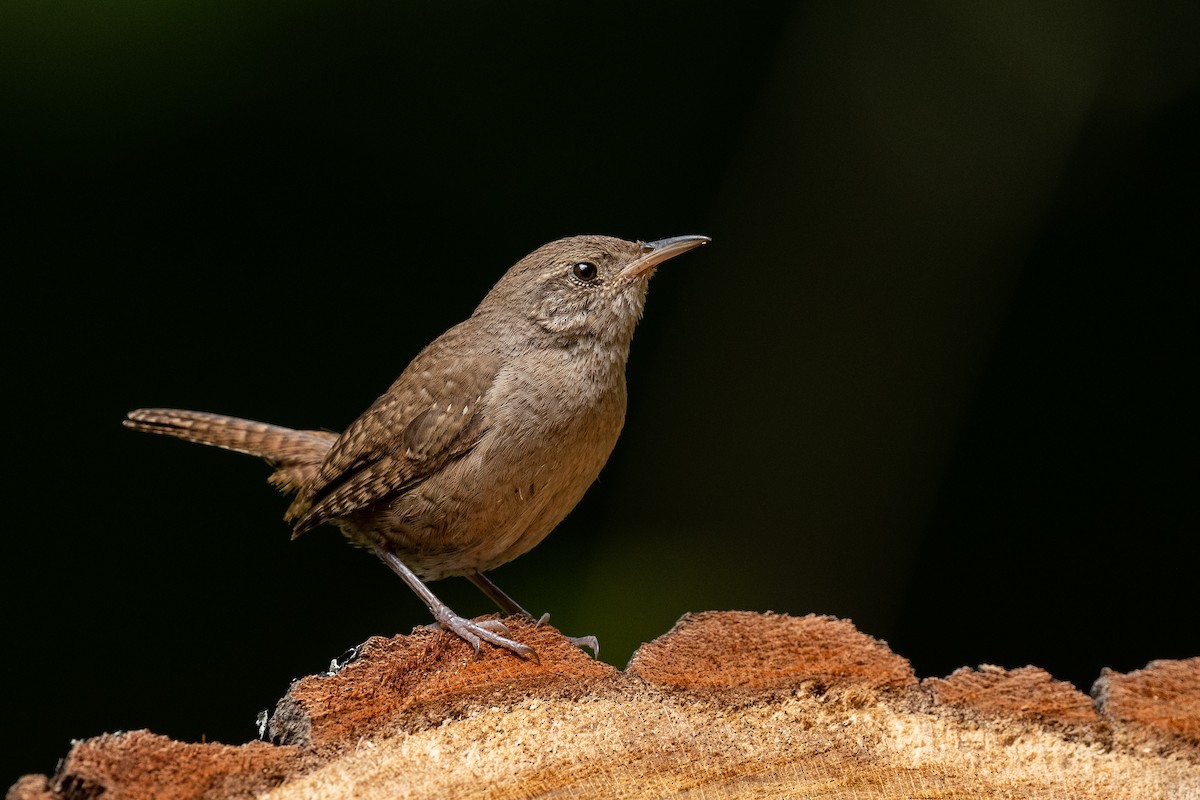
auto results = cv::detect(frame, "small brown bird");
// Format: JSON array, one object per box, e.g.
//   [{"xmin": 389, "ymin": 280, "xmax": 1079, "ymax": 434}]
[{"xmin": 125, "ymin": 234, "xmax": 709, "ymax": 660}]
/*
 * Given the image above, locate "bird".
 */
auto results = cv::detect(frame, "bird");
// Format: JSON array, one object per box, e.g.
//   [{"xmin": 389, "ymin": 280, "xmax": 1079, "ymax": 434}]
[{"xmin": 124, "ymin": 233, "xmax": 710, "ymax": 660}]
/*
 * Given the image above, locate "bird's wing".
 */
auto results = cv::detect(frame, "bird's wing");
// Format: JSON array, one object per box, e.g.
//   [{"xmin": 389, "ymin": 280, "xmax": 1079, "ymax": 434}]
[{"xmin": 289, "ymin": 340, "xmax": 502, "ymax": 536}]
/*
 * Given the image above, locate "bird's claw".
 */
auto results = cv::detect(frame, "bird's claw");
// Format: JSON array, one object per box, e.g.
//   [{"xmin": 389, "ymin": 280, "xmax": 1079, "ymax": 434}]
[
  {"xmin": 566, "ymin": 634, "xmax": 600, "ymax": 658},
  {"xmin": 529, "ymin": 612, "xmax": 600, "ymax": 658},
  {"xmin": 433, "ymin": 612, "xmax": 538, "ymax": 662},
  {"xmin": 475, "ymin": 618, "xmax": 512, "ymax": 635}
]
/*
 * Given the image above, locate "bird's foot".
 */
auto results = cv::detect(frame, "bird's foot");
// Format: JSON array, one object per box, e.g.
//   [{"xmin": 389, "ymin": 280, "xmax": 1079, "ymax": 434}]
[
  {"xmin": 423, "ymin": 618, "xmax": 510, "ymax": 634},
  {"xmin": 566, "ymin": 634, "xmax": 600, "ymax": 658},
  {"xmin": 433, "ymin": 611, "xmax": 538, "ymax": 663},
  {"xmin": 374, "ymin": 550, "xmax": 537, "ymax": 661},
  {"xmin": 474, "ymin": 618, "xmax": 513, "ymax": 635},
  {"xmin": 531, "ymin": 612, "xmax": 600, "ymax": 658}
]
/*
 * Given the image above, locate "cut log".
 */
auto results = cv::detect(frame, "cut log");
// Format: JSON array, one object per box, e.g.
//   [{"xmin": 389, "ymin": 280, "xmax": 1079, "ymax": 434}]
[{"xmin": 8, "ymin": 612, "xmax": 1198, "ymax": 799}]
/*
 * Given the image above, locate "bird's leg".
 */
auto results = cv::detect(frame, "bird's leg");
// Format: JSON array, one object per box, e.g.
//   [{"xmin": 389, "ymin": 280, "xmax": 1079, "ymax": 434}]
[
  {"xmin": 374, "ymin": 548, "xmax": 538, "ymax": 662},
  {"xmin": 466, "ymin": 571, "xmax": 535, "ymax": 617},
  {"xmin": 467, "ymin": 571, "xmax": 600, "ymax": 658}
]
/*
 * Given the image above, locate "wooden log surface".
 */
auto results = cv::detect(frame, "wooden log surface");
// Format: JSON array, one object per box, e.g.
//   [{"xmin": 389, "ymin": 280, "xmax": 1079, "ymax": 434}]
[{"xmin": 8, "ymin": 611, "xmax": 1198, "ymax": 799}]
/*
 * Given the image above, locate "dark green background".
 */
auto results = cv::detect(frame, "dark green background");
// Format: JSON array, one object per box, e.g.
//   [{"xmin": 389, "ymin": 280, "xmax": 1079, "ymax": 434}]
[{"xmin": 3, "ymin": 0, "xmax": 1197, "ymax": 788}]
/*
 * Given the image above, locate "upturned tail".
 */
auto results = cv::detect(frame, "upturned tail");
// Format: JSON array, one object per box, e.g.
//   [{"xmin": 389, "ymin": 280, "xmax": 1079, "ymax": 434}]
[{"xmin": 124, "ymin": 408, "xmax": 338, "ymax": 517}]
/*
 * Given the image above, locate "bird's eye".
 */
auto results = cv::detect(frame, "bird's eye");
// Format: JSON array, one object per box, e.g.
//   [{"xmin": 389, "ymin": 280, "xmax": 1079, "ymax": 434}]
[{"xmin": 572, "ymin": 262, "xmax": 598, "ymax": 282}]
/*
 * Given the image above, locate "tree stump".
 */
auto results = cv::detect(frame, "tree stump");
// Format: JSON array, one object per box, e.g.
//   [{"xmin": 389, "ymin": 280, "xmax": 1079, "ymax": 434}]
[{"xmin": 8, "ymin": 611, "xmax": 1198, "ymax": 799}]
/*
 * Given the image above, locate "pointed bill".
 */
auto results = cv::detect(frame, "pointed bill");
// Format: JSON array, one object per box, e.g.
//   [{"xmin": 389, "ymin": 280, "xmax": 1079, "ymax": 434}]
[{"xmin": 619, "ymin": 235, "xmax": 711, "ymax": 282}]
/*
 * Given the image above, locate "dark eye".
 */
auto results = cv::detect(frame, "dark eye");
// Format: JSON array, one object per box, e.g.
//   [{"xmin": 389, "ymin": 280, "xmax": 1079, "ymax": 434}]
[{"xmin": 572, "ymin": 261, "xmax": 598, "ymax": 282}]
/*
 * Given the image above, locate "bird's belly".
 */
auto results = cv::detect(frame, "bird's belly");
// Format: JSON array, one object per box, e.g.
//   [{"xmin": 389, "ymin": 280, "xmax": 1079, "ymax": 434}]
[{"xmin": 358, "ymin": 394, "xmax": 625, "ymax": 580}]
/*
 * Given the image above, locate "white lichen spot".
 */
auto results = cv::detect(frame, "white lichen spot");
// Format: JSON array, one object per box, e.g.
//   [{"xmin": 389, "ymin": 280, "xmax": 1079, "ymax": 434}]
[{"xmin": 256, "ymin": 710, "xmax": 269, "ymax": 739}]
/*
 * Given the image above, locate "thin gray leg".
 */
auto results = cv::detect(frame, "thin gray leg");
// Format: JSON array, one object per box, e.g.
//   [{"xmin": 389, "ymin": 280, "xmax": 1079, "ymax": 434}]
[
  {"xmin": 467, "ymin": 571, "xmax": 534, "ymax": 617},
  {"xmin": 467, "ymin": 571, "xmax": 600, "ymax": 658},
  {"xmin": 375, "ymin": 547, "xmax": 537, "ymax": 661}
]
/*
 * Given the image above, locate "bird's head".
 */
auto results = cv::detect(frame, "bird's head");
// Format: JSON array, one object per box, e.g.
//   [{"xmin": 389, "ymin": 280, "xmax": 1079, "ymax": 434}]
[{"xmin": 480, "ymin": 234, "xmax": 710, "ymax": 349}]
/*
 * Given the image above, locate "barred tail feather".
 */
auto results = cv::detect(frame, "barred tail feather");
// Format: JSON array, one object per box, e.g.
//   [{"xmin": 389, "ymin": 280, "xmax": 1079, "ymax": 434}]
[{"xmin": 124, "ymin": 408, "xmax": 337, "ymax": 498}]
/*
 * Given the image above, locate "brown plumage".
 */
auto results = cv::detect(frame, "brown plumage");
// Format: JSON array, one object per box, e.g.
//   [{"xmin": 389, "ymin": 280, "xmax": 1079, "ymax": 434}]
[{"xmin": 125, "ymin": 234, "xmax": 709, "ymax": 660}]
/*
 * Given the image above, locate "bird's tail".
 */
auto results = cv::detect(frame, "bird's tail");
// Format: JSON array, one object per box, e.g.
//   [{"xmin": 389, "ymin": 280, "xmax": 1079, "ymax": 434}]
[{"xmin": 124, "ymin": 408, "xmax": 338, "ymax": 504}]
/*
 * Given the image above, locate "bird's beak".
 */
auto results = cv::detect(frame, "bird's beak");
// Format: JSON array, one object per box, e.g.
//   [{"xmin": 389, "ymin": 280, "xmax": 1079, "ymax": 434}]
[{"xmin": 620, "ymin": 235, "xmax": 711, "ymax": 281}]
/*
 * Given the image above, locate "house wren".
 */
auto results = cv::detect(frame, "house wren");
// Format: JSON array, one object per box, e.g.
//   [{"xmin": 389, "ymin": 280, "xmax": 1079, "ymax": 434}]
[{"xmin": 125, "ymin": 234, "xmax": 709, "ymax": 660}]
